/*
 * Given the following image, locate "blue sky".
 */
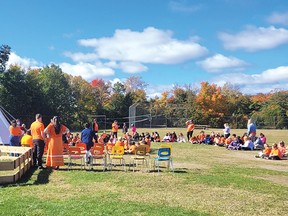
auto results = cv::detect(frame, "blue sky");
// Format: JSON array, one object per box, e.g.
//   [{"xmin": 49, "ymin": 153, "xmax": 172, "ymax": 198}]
[{"xmin": 2, "ymin": 0, "xmax": 288, "ymax": 97}]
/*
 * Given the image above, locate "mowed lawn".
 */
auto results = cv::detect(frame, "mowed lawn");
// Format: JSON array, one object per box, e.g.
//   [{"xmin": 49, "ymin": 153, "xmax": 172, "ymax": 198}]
[{"xmin": 1, "ymin": 128, "xmax": 288, "ymax": 216}]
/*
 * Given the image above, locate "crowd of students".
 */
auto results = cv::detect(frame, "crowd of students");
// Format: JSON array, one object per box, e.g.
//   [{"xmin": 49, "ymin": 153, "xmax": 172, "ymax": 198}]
[{"xmin": 7, "ymin": 116, "xmax": 288, "ymax": 172}]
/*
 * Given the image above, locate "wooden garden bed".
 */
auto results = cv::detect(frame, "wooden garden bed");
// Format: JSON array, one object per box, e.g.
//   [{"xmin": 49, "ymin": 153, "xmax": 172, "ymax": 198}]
[{"xmin": 0, "ymin": 146, "xmax": 33, "ymax": 184}]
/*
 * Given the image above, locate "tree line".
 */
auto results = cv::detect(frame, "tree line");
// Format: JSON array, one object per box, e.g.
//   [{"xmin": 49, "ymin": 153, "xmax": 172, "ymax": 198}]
[{"xmin": 1, "ymin": 46, "xmax": 288, "ymax": 130}]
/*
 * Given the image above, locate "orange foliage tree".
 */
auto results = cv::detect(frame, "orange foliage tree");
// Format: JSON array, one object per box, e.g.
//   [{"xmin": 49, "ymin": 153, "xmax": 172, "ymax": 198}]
[{"xmin": 195, "ymin": 82, "xmax": 229, "ymax": 126}]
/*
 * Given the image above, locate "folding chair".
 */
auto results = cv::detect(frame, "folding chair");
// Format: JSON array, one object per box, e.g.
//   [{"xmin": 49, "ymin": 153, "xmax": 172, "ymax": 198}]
[
  {"xmin": 68, "ymin": 146, "xmax": 85, "ymax": 170},
  {"xmin": 154, "ymin": 147, "xmax": 174, "ymax": 173},
  {"xmin": 90, "ymin": 146, "xmax": 106, "ymax": 171}
]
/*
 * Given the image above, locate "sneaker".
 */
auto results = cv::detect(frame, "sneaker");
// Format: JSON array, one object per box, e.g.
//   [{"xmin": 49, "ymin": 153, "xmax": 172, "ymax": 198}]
[{"xmin": 38, "ymin": 166, "xmax": 46, "ymax": 170}]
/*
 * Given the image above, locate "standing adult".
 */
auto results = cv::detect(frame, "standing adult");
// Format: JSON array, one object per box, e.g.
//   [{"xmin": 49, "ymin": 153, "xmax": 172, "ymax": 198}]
[
  {"xmin": 92, "ymin": 118, "xmax": 99, "ymax": 143},
  {"xmin": 112, "ymin": 120, "xmax": 119, "ymax": 138},
  {"xmin": 30, "ymin": 113, "xmax": 46, "ymax": 169},
  {"xmin": 186, "ymin": 120, "xmax": 195, "ymax": 142},
  {"xmin": 9, "ymin": 119, "xmax": 22, "ymax": 156},
  {"xmin": 122, "ymin": 122, "xmax": 128, "ymax": 134},
  {"xmin": 223, "ymin": 123, "xmax": 231, "ymax": 139},
  {"xmin": 81, "ymin": 122, "xmax": 94, "ymax": 164},
  {"xmin": 247, "ymin": 119, "xmax": 257, "ymax": 142},
  {"xmin": 44, "ymin": 116, "xmax": 69, "ymax": 170}
]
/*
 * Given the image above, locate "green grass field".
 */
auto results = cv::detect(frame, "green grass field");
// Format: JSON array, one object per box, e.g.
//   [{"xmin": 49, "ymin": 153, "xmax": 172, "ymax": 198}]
[{"xmin": 1, "ymin": 128, "xmax": 288, "ymax": 216}]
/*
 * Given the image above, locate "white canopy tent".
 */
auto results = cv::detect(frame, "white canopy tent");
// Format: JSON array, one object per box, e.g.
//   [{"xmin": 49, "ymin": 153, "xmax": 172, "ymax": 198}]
[{"xmin": 0, "ymin": 106, "xmax": 14, "ymax": 145}]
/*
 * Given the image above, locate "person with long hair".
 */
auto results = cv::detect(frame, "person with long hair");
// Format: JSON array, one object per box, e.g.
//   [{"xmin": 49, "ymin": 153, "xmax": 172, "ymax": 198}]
[{"xmin": 44, "ymin": 116, "xmax": 69, "ymax": 170}]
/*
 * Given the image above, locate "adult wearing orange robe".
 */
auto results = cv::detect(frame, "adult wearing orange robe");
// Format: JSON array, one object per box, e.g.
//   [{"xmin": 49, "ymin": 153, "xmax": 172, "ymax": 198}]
[{"xmin": 44, "ymin": 116, "xmax": 69, "ymax": 170}]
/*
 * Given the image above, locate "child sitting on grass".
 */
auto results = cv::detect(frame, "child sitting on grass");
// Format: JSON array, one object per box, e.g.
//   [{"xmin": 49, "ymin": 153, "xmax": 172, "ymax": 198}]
[
  {"xmin": 269, "ymin": 143, "xmax": 282, "ymax": 160},
  {"xmin": 255, "ymin": 144, "xmax": 271, "ymax": 159},
  {"xmin": 278, "ymin": 141, "xmax": 287, "ymax": 158},
  {"xmin": 240, "ymin": 136, "xmax": 254, "ymax": 150}
]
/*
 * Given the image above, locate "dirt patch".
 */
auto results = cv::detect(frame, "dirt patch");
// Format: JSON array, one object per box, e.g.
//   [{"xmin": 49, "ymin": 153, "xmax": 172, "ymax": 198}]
[
  {"xmin": 258, "ymin": 164, "xmax": 288, "ymax": 172},
  {"xmin": 254, "ymin": 175, "xmax": 288, "ymax": 186}
]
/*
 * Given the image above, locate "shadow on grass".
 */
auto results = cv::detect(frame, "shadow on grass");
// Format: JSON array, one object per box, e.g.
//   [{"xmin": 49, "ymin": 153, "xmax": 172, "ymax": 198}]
[{"xmin": 0, "ymin": 166, "xmax": 53, "ymax": 188}]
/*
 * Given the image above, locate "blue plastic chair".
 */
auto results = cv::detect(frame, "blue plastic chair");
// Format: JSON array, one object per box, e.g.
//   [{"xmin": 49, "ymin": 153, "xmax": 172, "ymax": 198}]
[{"xmin": 154, "ymin": 147, "xmax": 174, "ymax": 173}]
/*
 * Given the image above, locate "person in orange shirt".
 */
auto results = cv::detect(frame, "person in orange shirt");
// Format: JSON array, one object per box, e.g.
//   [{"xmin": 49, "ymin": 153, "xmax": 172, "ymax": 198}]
[
  {"xmin": 72, "ymin": 133, "xmax": 81, "ymax": 145},
  {"xmin": 256, "ymin": 144, "xmax": 271, "ymax": 159},
  {"xmin": 9, "ymin": 119, "xmax": 22, "ymax": 147},
  {"xmin": 278, "ymin": 141, "xmax": 286, "ymax": 157},
  {"xmin": 115, "ymin": 137, "xmax": 124, "ymax": 147},
  {"xmin": 92, "ymin": 118, "xmax": 99, "ymax": 143},
  {"xmin": 269, "ymin": 143, "xmax": 282, "ymax": 160},
  {"xmin": 140, "ymin": 140, "xmax": 150, "ymax": 153},
  {"xmin": 186, "ymin": 120, "xmax": 195, "ymax": 141},
  {"xmin": 30, "ymin": 113, "xmax": 46, "ymax": 169},
  {"xmin": 189, "ymin": 136, "xmax": 198, "ymax": 144},
  {"xmin": 126, "ymin": 142, "xmax": 137, "ymax": 154},
  {"xmin": 197, "ymin": 131, "xmax": 206, "ymax": 144},
  {"xmin": 111, "ymin": 120, "xmax": 119, "ymax": 138},
  {"xmin": 44, "ymin": 116, "xmax": 69, "ymax": 170},
  {"xmin": 21, "ymin": 130, "xmax": 33, "ymax": 148}
]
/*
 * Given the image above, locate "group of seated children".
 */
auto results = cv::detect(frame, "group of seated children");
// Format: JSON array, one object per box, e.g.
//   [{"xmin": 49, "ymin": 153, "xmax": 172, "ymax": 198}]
[
  {"xmin": 159, "ymin": 132, "xmax": 187, "ymax": 143},
  {"xmin": 189, "ymin": 131, "xmax": 268, "ymax": 151},
  {"xmin": 104, "ymin": 133, "xmax": 151, "ymax": 155},
  {"xmin": 256, "ymin": 141, "xmax": 288, "ymax": 160}
]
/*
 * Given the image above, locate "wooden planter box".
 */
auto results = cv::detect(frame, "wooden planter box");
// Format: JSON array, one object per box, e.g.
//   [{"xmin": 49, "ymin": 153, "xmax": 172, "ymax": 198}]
[{"xmin": 0, "ymin": 146, "xmax": 33, "ymax": 184}]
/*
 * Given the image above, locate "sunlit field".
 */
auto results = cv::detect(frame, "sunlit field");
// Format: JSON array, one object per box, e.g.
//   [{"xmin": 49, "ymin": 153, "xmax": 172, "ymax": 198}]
[{"xmin": 1, "ymin": 128, "xmax": 288, "ymax": 216}]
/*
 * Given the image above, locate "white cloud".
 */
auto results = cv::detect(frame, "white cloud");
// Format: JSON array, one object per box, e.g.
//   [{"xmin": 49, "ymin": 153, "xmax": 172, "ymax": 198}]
[
  {"xmin": 103, "ymin": 61, "xmax": 148, "ymax": 74},
  {"xmin": 77, "ymin": 27, "xmax": 208, "ymax": 64},
  {"xmin": 59, "ymin": 62, "xmax": 114, "ymax": 81},
  {"xmin": 213, "ymin": 66, "xmax": 288, "ymax": 93},
  {"xmin": 146, "ymin": 84, "xmax": 174, "ymax": 98},
  {"xmin": 197, "ymin": 54, "xmax": 248, "ymax": 72},
  {"xmin": 7, "ymin": 52, "xmax": 39, "ymax": 69},
  {"xmin": 168, "ymin": 0, "xmax": 202, "ymax": 13},
  {"xmin": 63, "ymin": 51, "xmax": 98, "ymax": 62},
  {"xmin": 219, "ymin": 26, "xmax": 288, "ymax": 51},
  {"xmin": 267, "ymin": 12, "xmax": 288, "ymax": 25},
  {"xmin": 118, "ymin": 62, "xmax": 148, "ymax": 73}
]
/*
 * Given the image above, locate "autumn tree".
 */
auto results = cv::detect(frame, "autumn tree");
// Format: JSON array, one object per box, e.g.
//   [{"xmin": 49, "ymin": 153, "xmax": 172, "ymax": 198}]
[
  {"xmin": 91, "ymin": 78, "xmax": 111, "ymax": 114},
  {"xmin": 68, "ymin": 75, "xmax": 95, "ymax": 128},
  {"xmin": 195, "ymin": 82, "xmax": 229, "ymax": 127}
]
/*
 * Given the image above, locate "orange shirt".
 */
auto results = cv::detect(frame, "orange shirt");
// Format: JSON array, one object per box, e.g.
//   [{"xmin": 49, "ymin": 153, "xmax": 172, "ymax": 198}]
[
  {"xmin": 30, "ymin": 121, "xmax": 45, "ymax": 140},
  {"xmin": 129, "ymin": 145, "xmax": 136, "ymax": 154},
  {"xmin": 263, "ymin": 147, "xmax": 271, "ymax": 155},
  {"xmin": 93, "ymin": 123, "xmax": 99, "ymax": 131},
  {"xmin": 72, "ymin": 136, "xmax": 80, "ymax": 144},
  {"xmin": 187, "ymin": 123, "xmax": 195, "ymax": 132},
  {"xmin": 270, "ymin": 148, "xmax": 282, "ymax": 159},
  {"xmin": 9, "ymin": 126, "xmax": 22, "ymax": 136},
  {"xmin": 112, "ymin": 123, "xmax": 119, "ymax": 132},
  {"xmin": 198, "ymin": 134, "xmax": 205, "ymax": 141},
  {"xmin": 21, "ymin": 134, "xmax": 33, "ymax": 148},
  {"xmin": 115, "ymin": 140, "xmax": 124, "ymax": 147}
]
